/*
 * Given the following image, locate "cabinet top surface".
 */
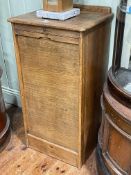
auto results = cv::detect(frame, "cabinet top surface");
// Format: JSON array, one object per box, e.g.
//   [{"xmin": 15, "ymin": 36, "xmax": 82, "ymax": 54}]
[{"xmin": 8, "ymin": 5, "xmax": 113, "ymax": 32}]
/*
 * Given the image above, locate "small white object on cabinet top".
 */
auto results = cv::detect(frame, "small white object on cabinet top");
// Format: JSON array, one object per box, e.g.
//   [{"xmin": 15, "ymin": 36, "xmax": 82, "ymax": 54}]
[{"xmin": 36, "ymin": 8, "xmax": 80, "ymax": 21}]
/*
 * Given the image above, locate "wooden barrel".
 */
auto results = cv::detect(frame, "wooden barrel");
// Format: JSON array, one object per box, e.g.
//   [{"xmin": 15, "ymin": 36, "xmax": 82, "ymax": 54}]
[
  {"xmin": 96, "ymin": 82, "xmax": 131, "ymax": 175},
  {"xmin": 0, "ymin": 68, "xmax": 10, "ymax": 151}
]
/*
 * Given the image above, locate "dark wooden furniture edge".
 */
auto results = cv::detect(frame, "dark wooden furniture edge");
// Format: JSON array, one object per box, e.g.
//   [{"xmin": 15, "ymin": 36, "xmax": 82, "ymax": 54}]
[
  {"xmin": 0, "ymin": 115, "xmax": 11, "ymax": 152},
  {"xmin": 96, "ymin": 145, "xmax": 110, "ymax": 175},
  {"xmin": 108, "ymin": 68, "xmax": 131, "ymax": 108},
  {"xmin": 103, "ymin": 83, "xmax": 131, "ymax": 123}
]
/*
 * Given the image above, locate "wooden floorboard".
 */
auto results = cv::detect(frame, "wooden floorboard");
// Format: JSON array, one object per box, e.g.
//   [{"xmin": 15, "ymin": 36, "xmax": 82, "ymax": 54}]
[{"xmin": 0, "ymin": 105, "xmax": 97, "ymax": 175}]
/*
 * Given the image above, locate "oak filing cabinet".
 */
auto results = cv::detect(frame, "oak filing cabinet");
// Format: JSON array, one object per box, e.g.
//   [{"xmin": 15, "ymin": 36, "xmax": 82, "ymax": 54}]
[{"xmin": 9, "ymin": 5, "xmax": 113, "ymax": 168}]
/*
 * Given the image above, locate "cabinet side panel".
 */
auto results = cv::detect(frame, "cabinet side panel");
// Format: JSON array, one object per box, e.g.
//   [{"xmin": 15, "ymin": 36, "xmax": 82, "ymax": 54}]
[
  {"xmin": 82, "ymin": 22, "xmax": 111, "ymax": 162},
  {"xmin": 17, "ymin": 35, "xmax": 80, "ymax": 152},
  {"xmin": 11, "ymin": 25, "xmax": 29, "ymax": 144}
]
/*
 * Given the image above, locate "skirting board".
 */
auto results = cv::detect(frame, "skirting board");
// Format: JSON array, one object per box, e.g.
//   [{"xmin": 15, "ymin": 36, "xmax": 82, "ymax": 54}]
[{"xmin": 2, "ymin": 86, "xmax": 21, "ymax": 107}]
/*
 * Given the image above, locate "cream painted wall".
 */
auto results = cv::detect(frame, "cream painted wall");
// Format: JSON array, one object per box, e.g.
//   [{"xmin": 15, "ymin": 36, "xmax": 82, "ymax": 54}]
[
  {"xmin": 0, "ymin": 0, "xmax": 120, "ymax": 106},
  {"xmin": 74, "ymin": 0, "xmax": 120, "ymax": 68}
]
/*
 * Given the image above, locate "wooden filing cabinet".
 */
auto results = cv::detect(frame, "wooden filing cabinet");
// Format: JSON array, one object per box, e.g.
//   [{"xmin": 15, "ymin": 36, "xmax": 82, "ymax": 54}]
[{"xmin": 9, "ymin": 5, "xmax": 113, "ymax": 168}]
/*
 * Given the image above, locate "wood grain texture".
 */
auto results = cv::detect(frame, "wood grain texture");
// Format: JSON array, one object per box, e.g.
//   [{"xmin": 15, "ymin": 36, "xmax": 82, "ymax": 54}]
[
  {"xmin": 14, "ymin": 24, "xmax": 80, "ymax": 39},
  {"xmin": 0, "ymin": 105, "xmax": 96, "ymax": 175},
  {"xmin": 9, "ymin": 5, "xmax": 113, "ymax": 168},
  {"xmin": 97, "ymin": 84, "xmax": 131, "ymax": 175},
  {"xmin": 17, "ymin": 34, "xmax": 80, "ymax": 152},
  {"xmin": 12, "ymin": 25, "xmax": 29, "ymax": 146},
  {"xmin": 28, "ymin": 134, "xmax": 78, "ymax": 167},
  {"xmin": 44, "ymin": 0, "xmax": 73, "ymax": 12},
  {"xmin": 81, "ymin": 22, "xmax": 112, "ymax": 165},
  {"xmin": 8, "ymin": 5, "xmax": 113, "ymax": 32}
]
